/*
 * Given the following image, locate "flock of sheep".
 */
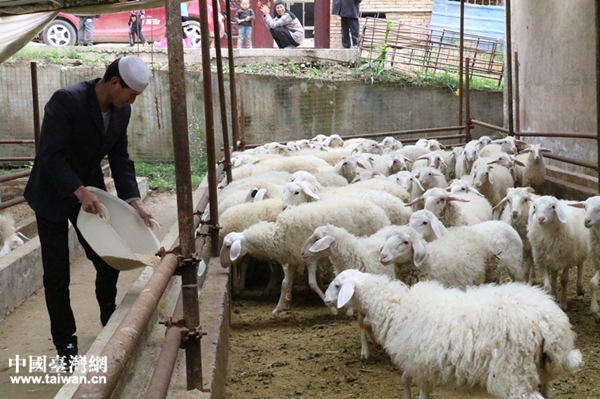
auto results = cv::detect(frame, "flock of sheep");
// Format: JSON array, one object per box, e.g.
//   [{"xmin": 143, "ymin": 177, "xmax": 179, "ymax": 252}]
[{"xmin": 207, "ymin": 132, "xmax": 600, "ymax": 398}]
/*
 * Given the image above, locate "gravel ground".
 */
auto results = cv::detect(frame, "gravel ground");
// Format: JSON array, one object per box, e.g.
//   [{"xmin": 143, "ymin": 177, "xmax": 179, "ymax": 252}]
[{"xmin": 226, "ymin": 263, "xmax": 600, "ymax": 399}]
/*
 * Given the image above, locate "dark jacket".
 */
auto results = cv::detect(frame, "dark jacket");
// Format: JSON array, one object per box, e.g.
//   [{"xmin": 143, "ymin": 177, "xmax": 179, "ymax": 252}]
[
  {"xmin": 24, "ymin": 78, "xmax": 140, "ymax": 222},
  {"xmin": 235, "ymin": 8, "xmax": 255, "ymax": 27},
  {"xmin": 332, "ymin": 0, "xmax": 362, "ymax": 19}
]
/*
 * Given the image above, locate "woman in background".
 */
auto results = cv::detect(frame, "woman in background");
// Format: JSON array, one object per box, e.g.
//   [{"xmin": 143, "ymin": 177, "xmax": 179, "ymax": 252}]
[{"xmin": 260, "ymin": 0, "xmax": 304, "ymax": 49}]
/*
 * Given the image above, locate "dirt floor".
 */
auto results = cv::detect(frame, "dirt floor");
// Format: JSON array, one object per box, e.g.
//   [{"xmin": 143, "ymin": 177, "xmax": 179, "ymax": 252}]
[
  {"xmin": 0, "ymin": 191, "xmax": 178, "ymax": 399},
  {"xmin": 225, "ymin": 263, "xmax": 600, "ymax": 399},
  {"xmin": 0, "ymin": 179, "xmax": 33, "ymax": 223}
]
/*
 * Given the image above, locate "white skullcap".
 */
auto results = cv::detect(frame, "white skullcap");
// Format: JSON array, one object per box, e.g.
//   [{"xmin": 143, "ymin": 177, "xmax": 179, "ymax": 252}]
[{"xmin": 118, "ymin": 56, "xmax": 150, "ymax": 93}]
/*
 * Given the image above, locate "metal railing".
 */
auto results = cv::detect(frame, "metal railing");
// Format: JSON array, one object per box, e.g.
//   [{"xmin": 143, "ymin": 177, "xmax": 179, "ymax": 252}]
[{"xmin": 359, "ymin": 17, "xmax": 504, "ymax": 84}]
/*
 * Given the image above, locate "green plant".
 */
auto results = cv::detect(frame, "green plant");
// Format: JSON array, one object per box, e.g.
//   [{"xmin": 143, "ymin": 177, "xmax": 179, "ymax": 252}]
[{"xmin": 359, "ymin": 18, "xmax": 392, "ymax": 84}]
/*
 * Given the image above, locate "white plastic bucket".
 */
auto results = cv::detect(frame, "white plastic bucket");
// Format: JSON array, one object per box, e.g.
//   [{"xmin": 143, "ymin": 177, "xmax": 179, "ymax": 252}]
[{"xmin": 76, "ymin": 186, "xmax": 160, "ymax": 271}]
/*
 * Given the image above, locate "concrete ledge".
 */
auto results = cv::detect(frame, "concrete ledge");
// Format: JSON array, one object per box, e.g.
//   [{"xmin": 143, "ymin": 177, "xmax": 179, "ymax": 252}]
[
  {"xmin": 542, "ymin": 165, "xmax": 599, "ymax": 200},
  {"xmin": 0, "ymin": 177, "xmax": 148, "ymax": 321}
]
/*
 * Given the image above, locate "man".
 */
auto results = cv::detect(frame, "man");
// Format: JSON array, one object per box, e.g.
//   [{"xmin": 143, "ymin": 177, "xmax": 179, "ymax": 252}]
[
  {"xmin": 24, "ymin": 56, "xmax": 153, "ymax": 366},
  {"xmin": 76, "ymin": 14, "xmax": 99, "ymax": 46},
  {"xmin": 332, "ymin": 0, "xmax": 362, "ymax": 48}
]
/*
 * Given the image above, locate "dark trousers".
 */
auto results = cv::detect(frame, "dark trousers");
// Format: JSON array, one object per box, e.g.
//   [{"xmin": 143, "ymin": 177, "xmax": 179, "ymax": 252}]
[
  {"xmin": 37, "ymin": 209, "xmax": 119, "ymax": 350},
  {"xmin": 129, "ymin": 22, "xmax": 147, "ymax": 45},
  {"xmin": 341, "ymin": 17, "xmax": 359, "ymax": 48},
  {"xmin": 270, "ymin": 27, "xmax": 298, "ymax": 49}
]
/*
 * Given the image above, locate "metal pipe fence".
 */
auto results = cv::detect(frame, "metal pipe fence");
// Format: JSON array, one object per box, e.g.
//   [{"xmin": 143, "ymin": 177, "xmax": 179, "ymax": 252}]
[{"xmin": 359, "ymin": 17, "xmax": 504, "ymax": 84}]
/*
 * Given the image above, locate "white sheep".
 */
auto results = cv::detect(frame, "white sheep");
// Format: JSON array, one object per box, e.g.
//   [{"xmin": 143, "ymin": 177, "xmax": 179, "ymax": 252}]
[
  {"xmin": 220, "ymin": 198, "xmax": 391, "ymax": 315},
  {"xmin": 351, "ymin": 139, "xmax": 384, "ymax": 155},
  {"xmin": 515, "ymin": 144, "xmax": 550, "ymax": 188},
  {"xmin": 409, "ymin": 210, "xmax": 524, "ymax": 282},
  {"xmin": 568, "ymin": 196, "xmax": 600, "ymax": 322},
  {"xmin": 527, "ymin": 196, "xmax": 590, "ymax": 310},
  {"xmin": 232, "ymin": 155, "xmax": 331, "ymax": 180},
  {"xmin": 387, "ymin": 171, "xmax": 421, "ymax": 194},
  {"xmin": 290, "ymin": 170, "xmax": 347, "ymax": 188},
  {"xmin": 0, "ymin": 213, "xmax": 24, "ymax": 258},
  {"xmin": 472, "ymin": 162, "xmax": 514, "ymax": 208},
  {"xmin": 310, "ymin": 148, "xmax": 352, "ymax": 167},
  {"xmin": 496, "ymin": 187, "xmax": 538, "ymax": 281},
  {"xmin": 381, "ymin": 136, "xmax": 403, "ymax": 151},
  {"xmin": 408, "ymin": 187, "xmax": 491, "ymax": 227},
  {"xmin": 325, "ymin": 270, "xmax": 582, "ymax": 399},
  {"xmin": 455, "ymin": 143, "xmax": 479, "ymax": 177},
  {"xmin": 323, "ymin": 134, "xmax": 343, "ymax": 148},
  {"xmin": 397, "ymin": 145, "xmax": 430, "ymax": 163},
  {"xmin": 409, "ymin": 166, "xmax": 446, "ymax": 207},
  {"xmin": 379, "ymin": 225, "xmax": 496, "ymax": 287}
]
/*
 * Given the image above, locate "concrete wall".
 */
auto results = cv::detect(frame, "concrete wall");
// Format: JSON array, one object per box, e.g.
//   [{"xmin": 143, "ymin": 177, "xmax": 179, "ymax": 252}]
[
  {"xmin": 0, "ymin": 64, "xmax": 502, "ymax": 162},
  {"xmin": 511, "ymin": 0, "xmax": 597, "ymax": 176}
]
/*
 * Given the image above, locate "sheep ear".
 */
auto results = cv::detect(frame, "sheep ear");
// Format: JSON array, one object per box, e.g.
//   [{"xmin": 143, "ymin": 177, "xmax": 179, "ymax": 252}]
[
  {"xmin": 412, "ymin": 238, "xmax": 428, "ymax": 267},
  {"xmin": 555, "ymin": 202, "xmax": 567, "ymax": 223},
  {"xmin": 493, "ymin": 197, "xmax": 509, "ymax": 211},
  {"xmin": 357, "ymin": 160, "xmax": 369, "ymax": 169},
  {"xmin": 337, "ymin": 281, "xmax": 355, "ymax": 308},
  {"xmin": 528, "ymin": 205, "xmax": 536, "ymax": 226},
  {"xmin": 515, "ymin": 139, "xmax": 528, "ymax": 146},
  {"xmin": 0, "ymin": 241, "xmax": 11, "ymax": 258},
  {"xmin": 411, "ymin": 177, "xmax": 425, "ymax": 191},
  {"xmin": 406, "ymin": 196, "xmax": 424, "ymax": 207},
  {"xmin": 309, "ymin": 235, "xmax": 336, "ymax": 252},
  {"xmin": 468, "ymin": 186, "xmax": 485, "ymax": 197},
  {"xmin": 526, "ymin": 187, "xmax": 535, "ymax": 193},
  {"xmin": 197, "ymin": 259, "xmax": 207, "ymax": 277},
  {"xmin": 253, "ymin": 188, "xmax": 267, "ymax": 202},
  {"xmin": 432, "ymin": 218, "xmax": 443, "ymax": 239},
  {"xmin": 302, "ymin": 184, "xmax": 320, "ymax": 200},
  {"xmin": 431, "ymin": 169, "xmax": 444, "ymax": 177},
  {"xmin": 568, "ymin": 202, "xmax": 586, "ymax": 209},
  {"xmin": 540, "ymin": 147, "xmax": 552, "ymax": 153},
  {"xmin": 488, "ymin": 169, "xmax": 495, "ymax": 184},
  {"xmin": 230, "ymin": 240, "xmax": 242, "ymax": 262},
  {"xmin": 514, "ymin": 159, "xmax": 526, "ymax": 167},
  {"xmin": 518, "ymin": 148, "xmax": 531, "ymax": 154},
  {"xmin": 233, "ymin": 157, "xmax": 243, "ymax": 167},
  {"xmin": 448, "ymin": 196, "xmax": 470, "ymax": 203},
  {"xmin": 387, "ymin": 159, "xmax": 394, "ymax": 168},
  {"xmin": 416, "ymin": 155, "xmax": 429, "ymax": 161}
]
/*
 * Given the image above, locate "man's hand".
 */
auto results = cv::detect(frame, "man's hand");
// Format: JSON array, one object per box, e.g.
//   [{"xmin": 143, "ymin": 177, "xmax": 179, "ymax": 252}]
[
  {"xmin": 74, "ymin": 186, "xmax": 103, "ymax": 217},
  {"xmin": 260, "ymin": 5, "xmax": 270, "ymax": 16},
  {"xmin": 130, "ymin": 199, "xmax": 153, "ymax": 228}
]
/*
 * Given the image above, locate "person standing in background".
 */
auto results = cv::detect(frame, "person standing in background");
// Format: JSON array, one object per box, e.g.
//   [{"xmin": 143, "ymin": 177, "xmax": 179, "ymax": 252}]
[
  {"xmin": 128, "ymin": 10, "xmax": 148, "ymax": 47},
  {"xmin": 332, "ymin": 0, "xmax": 362, "ymax": 48},
  {"xmin": 235, "ymin": 0, "xmax": 255, "ymax": 49},
  {"xmin": 155, "ymin": 2, "xmax": 193, "ymax": 48},
  {"xmin": 76, "ymin": 15, "xmax": 99, "ymax": 46}
]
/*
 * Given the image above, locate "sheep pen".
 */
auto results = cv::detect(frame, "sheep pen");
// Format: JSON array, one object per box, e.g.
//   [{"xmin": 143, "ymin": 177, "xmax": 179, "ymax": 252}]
[{"xmin": 225, "ymin": 262, "xmax": 600, "ymax": 399}]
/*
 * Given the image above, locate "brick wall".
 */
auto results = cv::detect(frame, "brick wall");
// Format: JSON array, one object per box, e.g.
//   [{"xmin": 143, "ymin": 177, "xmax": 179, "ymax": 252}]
[{"xmin": 330, "ymin": 0, "xmax": 435, "ymax": 48}]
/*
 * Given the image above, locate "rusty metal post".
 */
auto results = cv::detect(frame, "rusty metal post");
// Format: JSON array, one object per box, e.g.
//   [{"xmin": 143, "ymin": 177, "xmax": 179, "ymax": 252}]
[
  {"xmin": 71, "ymin": 255, "xmax": 179, "ymax": 399},
  {"xmin": 465, "ymin": 57, "xmax": 472, "ymax": 143},
  {"xmin": 197, "ymin": 0, "xmax": 220, "ymax": 258},
  {"xmin": 31, "ymin": 62, "xmax": 40, "ymax": 153},
  {"xmin": 505, "ymin": 0, "xmax": 514, "ymax": 137},
  {"xmin": 514, "ymin": 51, "xmax": 520, "ymax": 134},
  {"xmin": 314, "ymin": 0, "xmax": 331, "ymax": 48},
  {"xmin": 142, "ymin": 294, "xmax": 184, "ymax": 399},
  {"xmin": 597, "ymin": 0, "xmax": 600, "ymax": 190},
  {"xmin": 225, "ymin": 0, "xmax": 240, "ymax": 152},
  {"xmin": 212, "ymin": 0, "xmax": 232, "ymax": 183},
  {"xmin": 239, "ymin": 73, "xmax": 246, "ymax": 150},
  {"xmin": 459, "ymin": 0, "xmax": 464, "ymax": 132},
  {"xmin": 167, "ymin": 0, "xmax": 202, "ymax": 390}
]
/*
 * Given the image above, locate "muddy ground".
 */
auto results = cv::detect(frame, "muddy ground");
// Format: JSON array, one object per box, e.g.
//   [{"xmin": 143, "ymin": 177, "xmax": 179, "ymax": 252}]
[{"xmin": 225, "ymin": 263, "xmax": 600, "ymax": 399}]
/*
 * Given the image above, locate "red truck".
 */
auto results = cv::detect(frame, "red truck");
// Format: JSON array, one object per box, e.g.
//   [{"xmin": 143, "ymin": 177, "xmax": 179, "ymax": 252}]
[{"xmin": 40, "ymin": 1, "xmax": 234, "ymax": 47}]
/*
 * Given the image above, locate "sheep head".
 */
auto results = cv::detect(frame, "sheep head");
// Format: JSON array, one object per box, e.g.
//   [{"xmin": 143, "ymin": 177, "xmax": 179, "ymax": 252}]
[
  {"xmin": 494, "ymin": 187, "xmax": 535, "ymax": 220},
  {"xmin": 568, "ymin": 196, "xmax": 600, "ymax": 228},
  {"xmin": 380, "ymin": 230, "xmax": 428, "ymax": 267},
  {"xmin": 408, "ymin": 210, "xmax": 445, "ymax": 242},
  {"xmin": 529, "ymin": 196, "xmax": 567, "ymax": 226},
  {"xmin": 281, "ymin": 181, "xmax": 320, "ymax": 211}
]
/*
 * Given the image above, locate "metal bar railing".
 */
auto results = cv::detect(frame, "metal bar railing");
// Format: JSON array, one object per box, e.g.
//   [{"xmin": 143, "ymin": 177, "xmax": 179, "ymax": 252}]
[
  {"xmin": 0, "ymin": 169, "xmax": 31, "ymax": 183},
  {"xmin": 0, "ymin": 157, "xmax": 35, "ymax": 162},
  {"xmin": 0, "ymin": 140, "xmax": 35, "ymax": 144},
  {"xmin": 0, "ymin": 196, "xmax": 26, "ymax": 211},
  {"xmin": 543, "ymin": 153, "xmax": 599, "ymax": 171},
  {"xmin": 470, "ymin": 119, "xmax": 509, "ymax": 134},
  {"xmin": 516, "ymin": 132, "xmax": 597, "ymax": 139}
]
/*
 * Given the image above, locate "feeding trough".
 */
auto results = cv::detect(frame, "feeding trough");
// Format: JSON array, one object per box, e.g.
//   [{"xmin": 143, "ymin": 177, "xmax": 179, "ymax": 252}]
[{"xmin": 77, "ymin": 186, "xmax": 161, "ymax": 271}]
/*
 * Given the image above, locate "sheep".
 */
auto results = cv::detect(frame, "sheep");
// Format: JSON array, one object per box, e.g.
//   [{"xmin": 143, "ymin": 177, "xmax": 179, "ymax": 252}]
[
  {"xmin": 232, "ymin": 155, "xmax": 331, "ymax": 180},
  {"xmin": 349, "ymin": 169, "xmax": 386, "ymax": 183},
  {"xmin": 527, "ymin": 196, "xmax": 590, "ymax": 310},
  {"xmin": 229, "ymin": 153, "xmax": 283, "ymax": 169},
  {"xmin": 220, "ymin": 198, "xmax": 391, "ymax": 315},
  {"xmin": 444, "ymin": 146, "xmax": 463, "ymax": 180},
  {"xmin": 379, "ymin": 225, "xmax": 496, "ymax": 287},
  {"xmin": 290, "ymin": 169, "xmax": 347, "ymax": 188},
  {"xmin": 334, "ymin": 155, "xmax": 361, "ymax": 183},
  {"xmin": 409, "ymin": 210, "xmax": 524, "ymax": 282},
  {"xmin": 312, "ymin": 134, "xmax": 328, "ymax": 143},
  {"xmin": 515, "ymin": 144, "xmax": 551, "ymax": 188},
  {"xmin": 408, "ymin": 187, "xmax": 492, "ymax": 227},
  {"xmin": 324, "ymin": 270, "xmax": 583, "ymax": 399},
  {"xmin": 496, "ymin": 187, "xmax": 538, "ymax": 281},
  {"xmin": 351, "ymin": 139, "xmax": 384, "ymax": 155},
  {"xmin": 360, "ymin": 153, "xmax": 411, "ymax": 176},
  {"xmin": 412, "ymin": 152, "xmax": 447, "ymax": 171},
  {"xmin": 323, "ymin": 134, "xmax": 343, "ymax": 148},
  {"xmin": 397, "ymin": 145, "xmax": 430, "ymax": 163},
  {"xmin": 381, "ymin": 136, "xmax": 403, "ymax": 151},
  {"xmin": 282, "ymin": 181, "xmax": 411, "ymax": 225},
  {"xmin": 388, "ymin": 171, "xmax": 421, "ymax": 193},
  {"xmin": 455, "ymin": 143, "xmax": 479, "ymax": 177},
  {"xmin": 409, "ymin": 166, "xmax": 446, "ymax": 207},
  {"xmin": 472, "ymin": 162, "xmax": 514, "ymax": 208},
  {"xmin": 218, "ymin": 180, "xmax": 284, "ymax": 215},
  {"xmin": 568, "ymin": 196, "xmax": 600, "ymax": 322},
  {"xmin": 0, "ymin": 213, "xmax": 24, "ymax": 258},
  {"xmin": 479, "ymin": 137, "xmax": 525, "ymax": 158},
  {"xmin": 310, "ymin": 148, "xmax": 352, "ymax": 166},
  {"xmin": 201, "ymin": 198, "xmax": 284, "ymax": 294}
]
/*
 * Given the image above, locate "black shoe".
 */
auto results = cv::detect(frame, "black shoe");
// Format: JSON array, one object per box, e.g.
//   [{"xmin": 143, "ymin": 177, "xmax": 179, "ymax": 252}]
[
  {"xmin": 57, "ymin": 343, "xmax": 78, "ymax": 371},
  {"xmin": 100, "ymin": 303, "xmax": 117, "ymax": 326},
  {"xmin": 127, "ymin": 44, "xmax": 134, "ymax": 47}
]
